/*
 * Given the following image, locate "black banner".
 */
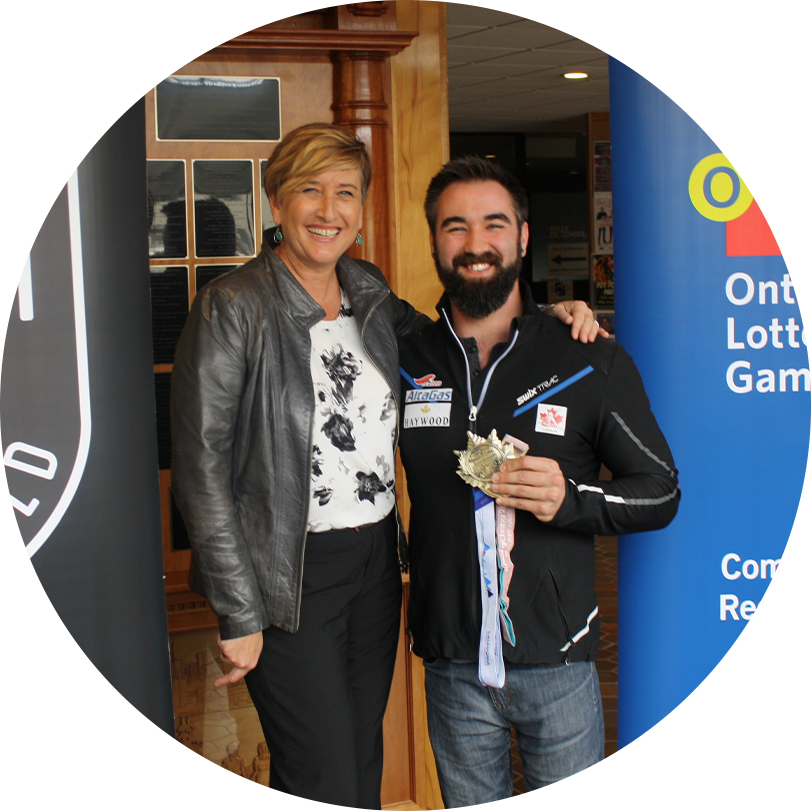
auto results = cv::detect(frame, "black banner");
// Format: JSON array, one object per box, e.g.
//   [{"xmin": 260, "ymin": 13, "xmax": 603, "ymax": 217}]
[{"xmin": 0, "ymin": 0, "xmax": 179, "ymax": 809}]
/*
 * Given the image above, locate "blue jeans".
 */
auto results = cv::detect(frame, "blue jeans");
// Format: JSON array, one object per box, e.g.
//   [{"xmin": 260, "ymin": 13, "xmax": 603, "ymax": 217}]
[{"xmin": 423, "ymin": 658, "xmax": 604, "ymax": 806}]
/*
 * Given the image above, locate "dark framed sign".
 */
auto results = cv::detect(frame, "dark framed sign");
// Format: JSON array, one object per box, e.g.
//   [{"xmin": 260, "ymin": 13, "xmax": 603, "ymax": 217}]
[
  {"xmin": 193, "ymin": 160, "xmax": 254, "ymax": 258},
  {"xmin": 147, "ymin": 160, "xmax": 187, "ymax": 258},
  {"xmin": 196, "ymin": 264, "xmax": 239, "ymax": 292},
  {"xmin": 150, "ymin": 266, "xmax": 190, "ymax": 364},
  {"xmin": 156, "ymin": 76, "xmax": 281, "ymax": 141}
]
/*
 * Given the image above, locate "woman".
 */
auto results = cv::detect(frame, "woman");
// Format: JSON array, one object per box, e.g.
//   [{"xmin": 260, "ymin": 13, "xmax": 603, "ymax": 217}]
[{"xmin": 171, "ymin": 123, "xmax": 599, "ymax": 807}]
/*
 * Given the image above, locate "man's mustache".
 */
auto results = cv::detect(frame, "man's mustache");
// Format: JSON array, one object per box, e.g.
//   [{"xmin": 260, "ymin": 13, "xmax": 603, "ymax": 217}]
[{"xmin": 452, "ymin": 251, "xmax": 503, "ymax": 271}]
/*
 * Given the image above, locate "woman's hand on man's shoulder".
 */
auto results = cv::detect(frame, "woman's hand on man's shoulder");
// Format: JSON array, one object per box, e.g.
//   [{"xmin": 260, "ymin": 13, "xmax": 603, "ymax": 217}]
[{"xmin": 547, "ymin": 300, "xmax": 610, "ymax": 343}]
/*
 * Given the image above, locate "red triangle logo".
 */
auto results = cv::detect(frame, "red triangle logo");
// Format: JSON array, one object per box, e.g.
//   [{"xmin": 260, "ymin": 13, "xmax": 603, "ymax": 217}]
[{"xmin": 724, "ymin": 86, "xmax": 811, "ymax": 256}]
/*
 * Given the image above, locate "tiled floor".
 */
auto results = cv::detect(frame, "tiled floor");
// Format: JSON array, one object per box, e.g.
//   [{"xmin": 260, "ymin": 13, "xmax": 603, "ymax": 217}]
[{"xmin": 511, "ymin": 534, "xmax": 618, "ymax": 795}]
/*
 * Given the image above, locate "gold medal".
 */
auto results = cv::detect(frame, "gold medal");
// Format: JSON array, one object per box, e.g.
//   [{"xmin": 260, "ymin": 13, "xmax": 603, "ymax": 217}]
[{"xmin": 454, "ymin": 430, "xmax": 528, "ymax": 498}]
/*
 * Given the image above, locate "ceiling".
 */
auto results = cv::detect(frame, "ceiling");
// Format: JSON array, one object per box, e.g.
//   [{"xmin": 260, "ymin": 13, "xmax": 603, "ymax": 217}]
[{"xmin": 446, "ymin": 4, "xmax": 610, "ymax": 132}]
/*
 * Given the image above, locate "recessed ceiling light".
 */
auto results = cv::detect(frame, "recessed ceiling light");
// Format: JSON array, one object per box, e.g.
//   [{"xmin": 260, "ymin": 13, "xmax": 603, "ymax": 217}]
[
  {"xmin": 484, "ymin": 154, "xmax": 497, "ymax": 159},
  {"xmin": 564, "ymin": 72, "xmax": 589, "ymax": 80}
]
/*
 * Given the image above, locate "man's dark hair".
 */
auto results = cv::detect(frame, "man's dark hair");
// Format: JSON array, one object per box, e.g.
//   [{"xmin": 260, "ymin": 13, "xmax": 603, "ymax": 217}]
[{"xmin": 424, "ymin": 155, "xmax": 529, "ymax": 235}]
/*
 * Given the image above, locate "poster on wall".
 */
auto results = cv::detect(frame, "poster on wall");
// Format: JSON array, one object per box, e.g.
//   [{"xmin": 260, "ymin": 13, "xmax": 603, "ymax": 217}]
[
  {"xmin": 593, "ymin": 140, "xmax": 612, "ymax": 192},
  {"xmin": 608, "ymin": 0, "xmax": 811, "ymax": 810},
  {"xmin": 594, "ymin": 191, "xmax": 613, "ymax": 254},
  {"xmin": 592, "ymin": 253, "xmax": 614, "ymax": 309},
  {"xmin": 595, "ymin": 310, "xmax": 615, "ymax": 336}
]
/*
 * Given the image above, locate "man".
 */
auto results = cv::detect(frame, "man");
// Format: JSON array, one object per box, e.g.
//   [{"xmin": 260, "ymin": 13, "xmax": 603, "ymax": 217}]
[{"xmin": 397, "ymin": 156, "xmax": 679, "ymax": 806}]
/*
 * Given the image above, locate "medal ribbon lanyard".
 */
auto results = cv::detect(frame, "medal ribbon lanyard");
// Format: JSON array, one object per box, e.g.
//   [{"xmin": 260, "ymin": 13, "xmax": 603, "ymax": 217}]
[
  {"xmin": 441, "ymin": 310, "xmax": 519, "ymax": 687},
  {"xmin": 474, "ymin": 487, "xmax": 505, "ymax": 688},
  {"xmin": 495, "ymin": 501, "xmax": 516, "ymax": 647}
]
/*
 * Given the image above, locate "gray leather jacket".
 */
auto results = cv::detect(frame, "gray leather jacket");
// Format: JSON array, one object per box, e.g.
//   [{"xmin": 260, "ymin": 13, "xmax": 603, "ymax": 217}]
[{"xmin": 171, "ymin": 243, "xmax": 429, "ymax": 638}]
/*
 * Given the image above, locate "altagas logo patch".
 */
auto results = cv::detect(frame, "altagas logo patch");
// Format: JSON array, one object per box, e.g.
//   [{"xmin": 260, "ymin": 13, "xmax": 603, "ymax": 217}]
[
  {"xmin": 414, "ymin": 373, "xmax": 443, "ymax": 388},
  {"xmin": 688, "ymin": 87, "xmax": 811, "ymax": 256},
  {"xmin": 0, "ymin": 29, "xmax": 90, "ymax": 585}
]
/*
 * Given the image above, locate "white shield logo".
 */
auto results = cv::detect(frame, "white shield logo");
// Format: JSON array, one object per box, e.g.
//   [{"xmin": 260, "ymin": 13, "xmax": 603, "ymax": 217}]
[{"xmin": 0, "ymin": 29, "xmax": 90, "ymax": 585}]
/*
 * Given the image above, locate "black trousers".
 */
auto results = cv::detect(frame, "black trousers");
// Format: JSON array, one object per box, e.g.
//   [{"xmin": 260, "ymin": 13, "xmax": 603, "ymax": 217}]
[{"xmin": 244, "ymin": 512, "xmax": 402, "ymax": 808}]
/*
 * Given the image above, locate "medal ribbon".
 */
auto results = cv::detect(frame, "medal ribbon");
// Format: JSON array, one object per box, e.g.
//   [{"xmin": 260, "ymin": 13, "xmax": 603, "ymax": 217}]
[
  {"xmin": 496, "ymin": 502, "xmax": 516, "ymax": 646},
  {"xmin": 474, "ymin": 488, "xmax": 504, "ymax": 688}
]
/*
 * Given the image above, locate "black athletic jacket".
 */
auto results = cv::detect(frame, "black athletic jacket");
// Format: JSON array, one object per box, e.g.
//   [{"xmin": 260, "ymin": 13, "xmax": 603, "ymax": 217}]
[{"xmin": 398, "ymin": 284, "xmax": 679, "ymax": 664}]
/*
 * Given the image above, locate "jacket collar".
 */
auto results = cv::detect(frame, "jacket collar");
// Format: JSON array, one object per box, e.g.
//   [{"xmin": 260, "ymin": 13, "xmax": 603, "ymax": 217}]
[
  {"xmin": 261, "ymin": 241, "xmax": 388, "ymax": 330},
  {"xmin": 335, "ymin": 255, "xmax": 389, "ymax": 329}
]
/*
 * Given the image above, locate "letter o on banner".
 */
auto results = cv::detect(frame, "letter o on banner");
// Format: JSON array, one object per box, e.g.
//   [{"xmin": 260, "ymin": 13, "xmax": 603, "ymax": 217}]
[
  {"xmin": 726, "ymin": 272, "xmax": 755, "ymax": 305},
  {"xmin": 688, "ymin": 152, "xmax": 755, "ymax": 222}
]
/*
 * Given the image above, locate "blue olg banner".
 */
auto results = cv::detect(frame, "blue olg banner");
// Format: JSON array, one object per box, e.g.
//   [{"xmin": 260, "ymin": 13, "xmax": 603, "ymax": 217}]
[{"xmin": 609, "ymin": 58, "xmax": 811, "ymax": 746}]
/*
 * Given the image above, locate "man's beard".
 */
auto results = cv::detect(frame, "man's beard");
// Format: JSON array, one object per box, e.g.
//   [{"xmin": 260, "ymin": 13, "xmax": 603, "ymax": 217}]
[{"xmin": 435, "ymin": 248, "xmax": 522, "ymax": 319}]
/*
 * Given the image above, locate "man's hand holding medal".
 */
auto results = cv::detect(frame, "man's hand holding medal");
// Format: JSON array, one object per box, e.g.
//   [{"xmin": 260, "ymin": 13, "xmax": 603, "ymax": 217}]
[
  {"xmin": 454, "ymin": 429, "xmax": 567, "ymax": 522},
  {"xmin": 490, "ymin": 454, "xmax": 567, "ymax": 522}
]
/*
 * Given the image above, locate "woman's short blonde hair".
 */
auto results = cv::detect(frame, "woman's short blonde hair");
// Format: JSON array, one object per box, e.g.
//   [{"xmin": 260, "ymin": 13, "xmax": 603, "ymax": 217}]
[{"xmin": 264, "ymin": 123, "xmax": 372, "ymax": 204}]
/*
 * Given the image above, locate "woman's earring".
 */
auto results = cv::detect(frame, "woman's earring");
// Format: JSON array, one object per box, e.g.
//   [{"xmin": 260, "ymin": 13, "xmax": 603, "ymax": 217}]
[
  {"xmin": 356, "ymin": 232, "xmax": 363, "ymax": 246},
  {"xmin": 273, "ymin": 225, "xmax": 284, "ymax": 244}
]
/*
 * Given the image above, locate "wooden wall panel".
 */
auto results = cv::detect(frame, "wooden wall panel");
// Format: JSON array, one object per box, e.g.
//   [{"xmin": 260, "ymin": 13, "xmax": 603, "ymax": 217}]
[
  {"xmin": 389, "ymin": 5, "xmax": 449, "ymax": 807},
  {"xmin": 390, "ymin": 0, "xmax": 448, "ymax": 318},
  {"xmin": 390, "ymin": 0, "xmax": 448, "ymax": 564},
  {"xmin": 381, "ymin": 588, "xmax": 415, "ymax": 806},
  {"xmin": 332, "ymin": 49, "xmax": 396, "ymax": 274}
]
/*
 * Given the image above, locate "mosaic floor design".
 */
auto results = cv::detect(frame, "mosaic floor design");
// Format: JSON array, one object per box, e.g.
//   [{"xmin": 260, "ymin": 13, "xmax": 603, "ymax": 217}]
[{"xmin": 171, "ymin": 628, "xmax": 269, "ymax": 786}]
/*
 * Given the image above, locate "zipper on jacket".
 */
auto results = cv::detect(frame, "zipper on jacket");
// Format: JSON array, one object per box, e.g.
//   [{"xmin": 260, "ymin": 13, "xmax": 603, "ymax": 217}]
[
  {"xmin": 360, "ymin": 295, "xmax": 408, "ymax": 572},
  {"xmin": 438, "ymin": 308, "xmax": 522, "ymax": 643},
  {"xmin": 292, "ymin": 361, "xmax": 318, "ymax": 631},
  {"xmin": 546, "ymin": 565, "xmax": 575, "ymax": 665},
  {"xmin": 393, "ymin": 501, "xmax": 408, "ymax": 574},
  {"xmin": 439, "ymin": 308, "xmax": 520, "ymax": 433}
]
